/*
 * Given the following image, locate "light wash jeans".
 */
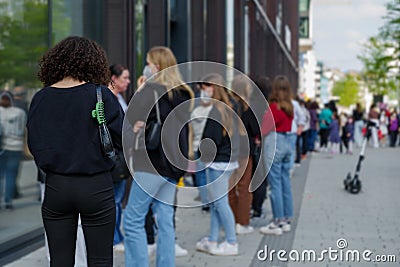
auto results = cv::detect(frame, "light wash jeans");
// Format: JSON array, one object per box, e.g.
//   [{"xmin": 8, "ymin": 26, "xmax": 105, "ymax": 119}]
[
  {"xmin": 206, "ymin": 168, "xmax": 236, "ymax": 243},
  {"xmin": 113, "ymin": 179, "xmax": 126, "ymax": 245},
  {"xmin": 288, "ymin": 133, "xmax": 297, "ymax": 170},
  {"xmin": 354, "ymin": 120, "xmax": 364, "ymax": 147},
  {"xmin": 195, "ymin": 152, "xmax": 208, "ymax": 205},
  {"xmin": 124, "ymin": 172, "xmax": 177, "ymax": 267},
  {"xmin": 0, "ymin": 150, "xmax": 22, "ymax": 205},
  {"xmin": 264, "ymin": 133, "xmax": 294, "ymax": 220}
]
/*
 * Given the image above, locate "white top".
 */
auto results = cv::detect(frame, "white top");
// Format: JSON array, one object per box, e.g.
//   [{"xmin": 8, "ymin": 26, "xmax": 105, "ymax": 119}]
[
  {"xmin": 208, "ymin": 161, "xmax": 239, "ymax": 171},
  {"xmin": 190, "ymin": 105, "xmax": 213, "ymax": 151},
  {"xmin": 0, "ymin": 106, "xmax": 27, "ymax": 151},
  {"xmin": 117, "ymin": 94, "xmax": 128, "ymax": 113}
]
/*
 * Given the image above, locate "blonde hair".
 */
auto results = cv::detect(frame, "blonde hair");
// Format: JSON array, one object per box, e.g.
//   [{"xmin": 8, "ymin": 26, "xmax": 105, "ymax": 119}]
[
  {"xmin": 231, "ymin": 75, "xmax": 251, "ymax": 135},
  {"xmin": 147, "ymin": 46, "xmax": 194, "ymax": 103}
]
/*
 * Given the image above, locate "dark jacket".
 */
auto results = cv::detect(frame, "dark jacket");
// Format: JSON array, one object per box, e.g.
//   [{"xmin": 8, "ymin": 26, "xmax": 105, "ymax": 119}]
[
  {"xmin": 200, "ymin": 106, "xmax": 239, "ymax": 163},
  {"xmin": 27, "ymin": 83, "xmax": 123, "ymax": 175},
  {"xmin": 126, "ymin": 83, "xmax": 192, "ymax": 181}
]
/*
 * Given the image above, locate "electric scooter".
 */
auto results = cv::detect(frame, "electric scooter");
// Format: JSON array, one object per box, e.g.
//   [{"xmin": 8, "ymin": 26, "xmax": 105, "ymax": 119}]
[{"xmin": 343, "ymin": 120, "xmax": 377, "ymax": 194}]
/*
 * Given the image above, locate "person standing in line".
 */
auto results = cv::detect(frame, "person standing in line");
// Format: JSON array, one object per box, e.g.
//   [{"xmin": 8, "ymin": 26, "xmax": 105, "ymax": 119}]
[
  {"xmin": 27, "ymin": 36, "xmax": 123, "ymax": 267},
  {"xmin": 289, "ymin": 97, "xmax": 305, "ymax": 170},
  {"xmin": 108, "ymin": 64, "xmax": 131, "ymax": 252},
  {"xmin": 307, "ymin": 101, "xmax": 319, "ymax": 153},
  {"xmin": 0, "ymin": 91, "xmax": 26, "ymax": 209},
  {"xmin": 389, "ymin": 110, "xmax": 398, "ymax": 147},
  {"xmin": 329, "ymin": 112, "xmax": 341, "ymax": 154},
  {"xmin": 342, "ymin": 115, "xmax": 354, "ymax": 154},
  {"xmin": 228, "ymin": 75, "xmax": 259, "ymax": 235},
  {"xmin": 319, "ymin": 103, "xmax": 333, "ymax": 152},
  {"xmin": 123, "ymin": 46, "xmax": 193, "ymax": 267},
  {"xmin": 259, "ymin": 75, "xmax": 294, "ymax": 236},
  {"xmin": 299, "ymin": 99, "xmax": 310, "ymax": 160},
  {"xmin": 352, "ymin": 103, "xmax": 364, "ymax": 147},
  {"xmin": 195, "ymin": 73, "xmax": 240, "ymax": 256},
  {"xmin": 368, "ymin": 103, "xmax": 380, "ymax": 148},
  {"xmin": 251, "ymin": 76, "xmax": 272, "ymax": 219}
]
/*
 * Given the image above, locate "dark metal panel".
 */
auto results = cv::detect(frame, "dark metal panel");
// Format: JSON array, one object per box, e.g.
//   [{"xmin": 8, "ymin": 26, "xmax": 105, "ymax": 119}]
[
  {"xmin": 205, "ymin": 0, "xmax": 226, "ymax": 63},
  {"xmin": 191, "ymin": 0, "xmax": 205, "ymax": 61},
  {"xmin": 170, "ymin": 0, "xmax": 190, "ymax": 63},
  {"xmin": 234, "ymin": 0, "xmax": 245, "ymax": 72},
  {"xmin": 146, "ymin": 0, "xmax": 167, "ymax": 49}
]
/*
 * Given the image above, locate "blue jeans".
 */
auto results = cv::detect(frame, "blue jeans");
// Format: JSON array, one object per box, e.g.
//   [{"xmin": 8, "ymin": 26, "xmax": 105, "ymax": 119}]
[
  {"xmin": 308, "ymin": 129, "xmax": 318, "ymax": 151},
  {"xmin": 0, "ymin": 150, "xmax": 22, "ymax": 204},
  {"xmin": 206, "ymin": 168, "xmax": 236, "ymax": 243},
  {"xmin": 113, "ymin": 179, "xmax": 126, "ymax": 245},
  {"xmin": 123, "ymin": 172, "xmax": 176, "ymax": 267},
  {"xmin": 288, "ymin": 133, "xmax": 297, "ymax": 170},
  {"xmin": 195, "ymin": 153, "xmax": 208, "ymax": 205},
  {"xmin": 264, "ymin": 133, "xmax": 293, "ymax": 220}
]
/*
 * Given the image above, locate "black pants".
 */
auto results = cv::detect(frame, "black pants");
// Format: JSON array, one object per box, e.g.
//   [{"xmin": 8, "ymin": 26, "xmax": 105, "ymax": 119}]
[
  {"xmin": 389, "ymin": 131, "xmax": 398, "ymax": 147},
  {"xmin": 320, "ymin": 128, "xmax": 330, "ymax": 148},
  {"xmin": 43, "ymin": 172, "xmax": 116, "ymax": 267}
]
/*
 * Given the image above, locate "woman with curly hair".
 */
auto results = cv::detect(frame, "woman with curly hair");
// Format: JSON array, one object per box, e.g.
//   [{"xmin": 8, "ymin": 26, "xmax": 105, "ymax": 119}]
[{"xmin": 27, "ymin": 36, "xmax": 123, "ymax": 266}]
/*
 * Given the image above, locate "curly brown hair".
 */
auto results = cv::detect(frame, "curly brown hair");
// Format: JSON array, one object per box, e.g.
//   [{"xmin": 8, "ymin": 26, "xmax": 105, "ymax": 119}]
[{"xmin": 38, "ymin": 36, "xmax": 111, "ymax": 87}]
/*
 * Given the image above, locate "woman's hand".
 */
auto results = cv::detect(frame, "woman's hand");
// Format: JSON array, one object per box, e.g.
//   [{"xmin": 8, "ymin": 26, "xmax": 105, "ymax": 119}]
[
  {"xmin": 137, "ymin": 76, "xmax": 146, "ymax": 90},
  {"xmin": 133, "ymin": 121, "xmax": 145, "ymax": 133}
]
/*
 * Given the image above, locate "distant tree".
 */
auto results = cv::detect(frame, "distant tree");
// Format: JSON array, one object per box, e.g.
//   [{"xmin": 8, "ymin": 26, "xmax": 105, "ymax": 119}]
[
  {"xmin": 332, "ymin": 74, "xmax": 360, "ymax": 107},
  {"xmin": 358, "ymin": 0, "xmax": 399, "ymax": 97},
  {"xmin": 0, "ymin": 1, "xmax": 48, "ymax": 88},
  {"xmin": 358, "ymin": 37, "xmax": 397, "ymax": 95}
]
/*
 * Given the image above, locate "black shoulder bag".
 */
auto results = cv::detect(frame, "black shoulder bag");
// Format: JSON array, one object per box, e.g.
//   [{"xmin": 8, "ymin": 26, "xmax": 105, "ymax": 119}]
[
  {"xmin": 134, "ymin": 90, "xmax": 162, "ymax": 151},
  {"xmin": 92, "ymin": 85, "xmax": 115, "ymax": 158}
]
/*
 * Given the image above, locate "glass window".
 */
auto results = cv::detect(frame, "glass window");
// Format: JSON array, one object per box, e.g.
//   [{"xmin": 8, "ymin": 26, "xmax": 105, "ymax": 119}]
[{"xmin": 299, "ymin": 0, "xmax": 310, "ymax": 13}]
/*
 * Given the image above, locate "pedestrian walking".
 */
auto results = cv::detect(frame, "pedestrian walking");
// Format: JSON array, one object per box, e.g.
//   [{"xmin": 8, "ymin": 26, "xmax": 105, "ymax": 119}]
[
  {"xmin": 27, "ymin": 36, "xmax": 123, "ymax": 266},
  {"xmin": 368, "ymin": 103, "xmax": 380, "ymax": 148},
  {"xmin": 260, "ymin": 75, "xmax": 294, "ymax": 236},
  {"xmin": 388, "ymin": 110, "xmax": 398, "ymax": 147},
  {"xmin": 307, "ymin": 101, "xmax": 319, "ymax": 152},
  {"xmin": 342, "ymin": 115, "xmax": 354, "ymax": 154}
]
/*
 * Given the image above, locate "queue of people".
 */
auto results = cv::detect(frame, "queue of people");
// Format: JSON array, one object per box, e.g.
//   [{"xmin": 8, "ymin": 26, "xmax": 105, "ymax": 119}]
[{"xmin": 2, "ymin": 35, "xmax": 399, "ymax": 267}]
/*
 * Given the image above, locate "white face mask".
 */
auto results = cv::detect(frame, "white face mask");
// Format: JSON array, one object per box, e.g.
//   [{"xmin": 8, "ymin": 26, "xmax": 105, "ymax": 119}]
[
  {"xmin": 200, "ymin": 90, "xmax": 212, "ymax": 104},
  {"xmin": 143, "ymin": 65, "xmax": 154, "ymax": 79}
]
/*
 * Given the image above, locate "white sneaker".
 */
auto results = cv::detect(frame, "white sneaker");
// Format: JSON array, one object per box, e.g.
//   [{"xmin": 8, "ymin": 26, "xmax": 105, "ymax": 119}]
[
  {"xmin": 196, "ymin": 237, "xmax": 217, "ymax": 254},
  {"xmin": 175, "ymin": 243, "xmax": 188, "ymax": 257},
  {"xmin": 236, "ymin": 224, "xmax": 254, "ymax": 235},
  {"xmin": 280, "ymin": 221, "xmax": 291, "ymax": 232},
  {"xmin": 260, "ymin": 221, "xmax": 283, "ymax": 235},
  {"xmin": 211, "ymin": 241, "xmax": 239, "ymax": 256},
  {"xmin": 147, "ymin": 243, "xmax": 157, "ymax": 257},
  {"xmin": 113, "ymin": 243, "xmax": 125, "ymax": 252}
]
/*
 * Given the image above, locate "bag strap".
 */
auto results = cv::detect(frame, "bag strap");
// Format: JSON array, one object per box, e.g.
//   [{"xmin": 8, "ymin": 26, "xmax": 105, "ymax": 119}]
[
  {"xmin": 92, "ymin": 85, "xmax": 106, "ymax": 125},
  {"xmin": 153, "ymin": 90, "xmax": 161, "ymax": 124}
]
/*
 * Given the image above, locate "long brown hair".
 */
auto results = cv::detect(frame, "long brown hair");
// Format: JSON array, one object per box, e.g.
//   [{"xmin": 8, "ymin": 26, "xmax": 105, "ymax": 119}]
[
  {"xmin": 202, "ymin": 74, "xmax": 233, "ymax": 136},
  {"xmin": 269, "ymin": 75, "xmax": 293, "ymax": 117}
]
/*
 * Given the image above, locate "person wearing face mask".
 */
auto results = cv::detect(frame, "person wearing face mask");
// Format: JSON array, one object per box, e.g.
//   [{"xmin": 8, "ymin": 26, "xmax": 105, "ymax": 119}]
[
  {"xmin": 195, "ymin": 74, "xmax": 240, "ymax": 256},
  {"xmin": 190, "ymin": 84, "xmax": 213, "ymax": 211},
  {"xmin": 124, "ymin": 46, "xmax": 194, "ymax": 267}
]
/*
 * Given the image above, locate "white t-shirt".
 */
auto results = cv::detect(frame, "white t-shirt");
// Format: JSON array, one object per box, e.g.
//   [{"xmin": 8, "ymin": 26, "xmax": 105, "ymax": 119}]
[{"xmin": 0, "ymin": 106, "xmax": 27, "ymax": 151}]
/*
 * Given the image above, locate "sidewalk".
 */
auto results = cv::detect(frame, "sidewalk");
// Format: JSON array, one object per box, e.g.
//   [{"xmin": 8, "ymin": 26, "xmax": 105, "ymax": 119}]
[{"xmin": 4, "ymin": 147, "xmax": 400, "ymax": 266}]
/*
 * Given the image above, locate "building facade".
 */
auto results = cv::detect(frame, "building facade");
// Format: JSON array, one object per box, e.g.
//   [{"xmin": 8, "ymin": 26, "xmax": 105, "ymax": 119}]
[{"xmin": 0, "ymin": 0, "xmax": 299, "ymax": 97}]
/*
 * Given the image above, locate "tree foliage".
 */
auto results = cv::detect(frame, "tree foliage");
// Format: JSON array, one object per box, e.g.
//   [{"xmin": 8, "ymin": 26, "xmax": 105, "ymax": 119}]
[
  {"xmin": 0, "ymin": 1, "xmax": 48, "ymax": 88},
  {"xmin": 332, "ymin": 74, "xmax": 360, "ymax": 107},
  {"xmin": 358, "ymin": 0, "xmax": 399, "ymax": 96}
]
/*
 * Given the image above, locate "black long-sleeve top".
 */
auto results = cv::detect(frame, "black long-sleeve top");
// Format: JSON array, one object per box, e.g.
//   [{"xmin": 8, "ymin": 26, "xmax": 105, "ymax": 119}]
[
  {"xmin": 239, "ymin": 103, "xmax": 260, "ymax": 158},
  {"xmin": 126, "ymin": 82, "xmax": 192, "ymax": 181},
  {"xmin": 200, "ymin": 106, "xmax": 240, "ymax": 163},
  {"xmin": 27, "ymin": 83, "xmax": 123, "ymax": 175}
]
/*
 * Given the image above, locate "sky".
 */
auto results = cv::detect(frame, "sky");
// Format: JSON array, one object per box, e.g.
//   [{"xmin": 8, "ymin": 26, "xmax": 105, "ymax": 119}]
[{"xmin": 312, "ymin": 0, "xmax": 388, "ymax": 72}]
